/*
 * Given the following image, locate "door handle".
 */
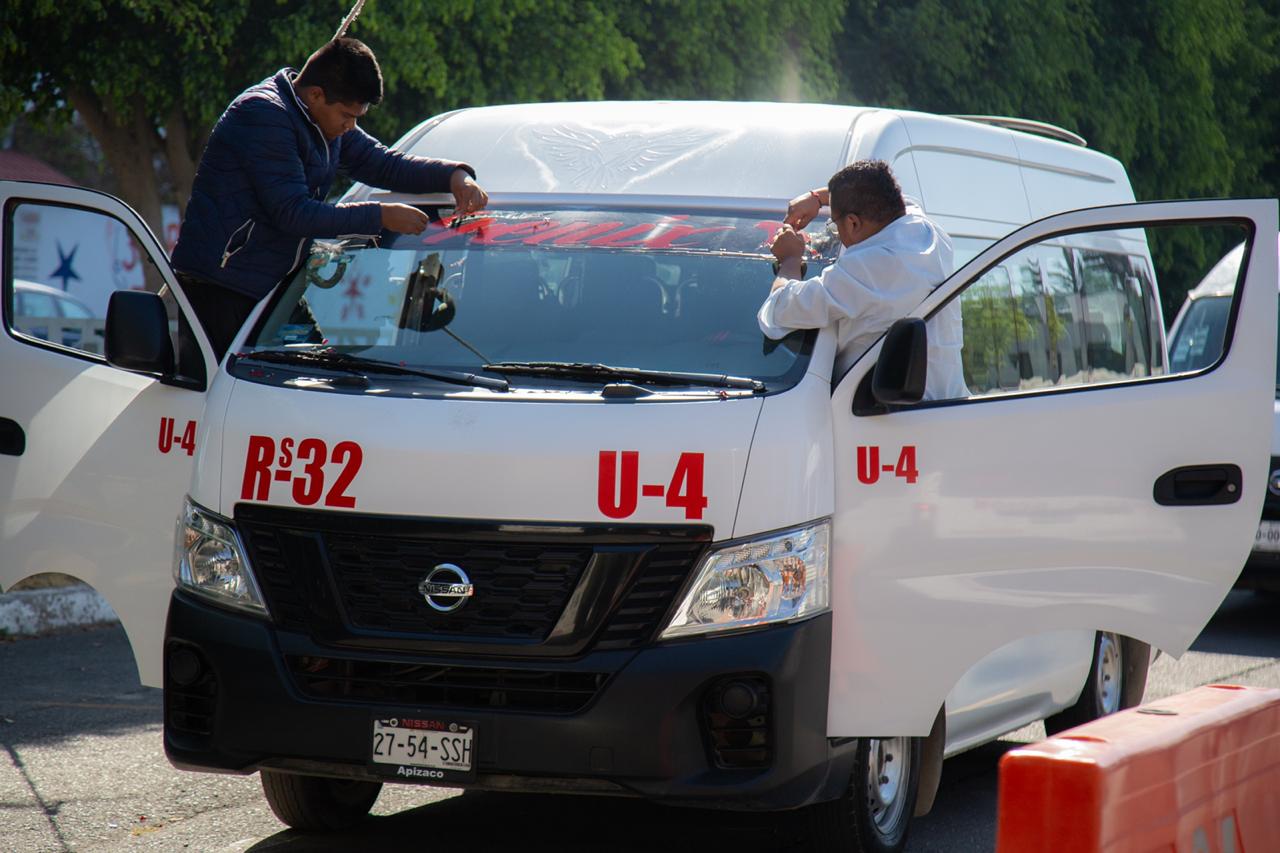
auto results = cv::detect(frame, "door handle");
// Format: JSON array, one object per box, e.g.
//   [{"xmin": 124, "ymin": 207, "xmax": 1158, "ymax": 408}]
[
  {"xmin": 1153, "ymin": 464, "xmax": 1242, "ymax": 506},
  {"xmin": 0, "ymin": 418, "xmax": 24, "ymax": 456}
]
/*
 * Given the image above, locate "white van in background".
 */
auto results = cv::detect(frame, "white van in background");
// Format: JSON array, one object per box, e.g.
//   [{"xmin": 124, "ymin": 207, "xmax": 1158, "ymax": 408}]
[
  {"xmin": 2, "ymin": 102, "xmax": 1276, "ymax": 853},
  {"xmin": 1168, "ymin": 242, "xmax": 1280, "ymax": 593}
]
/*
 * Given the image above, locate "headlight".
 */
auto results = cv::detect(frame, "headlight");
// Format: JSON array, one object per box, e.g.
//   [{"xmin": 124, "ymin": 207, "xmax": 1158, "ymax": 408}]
[
  {"xmin": 173, "ymin": 497, "xmax": 268, "ymax": 617},
  {"xmin": 661, "ymin": 519, "xmax": 829, "ymax": 640}
]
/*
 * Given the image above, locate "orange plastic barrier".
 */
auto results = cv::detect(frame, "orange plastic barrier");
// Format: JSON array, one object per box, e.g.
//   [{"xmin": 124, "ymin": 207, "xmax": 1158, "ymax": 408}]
[{"xmin": 995, "ymin": 684, "xmax": 1280, "ymax": 852}]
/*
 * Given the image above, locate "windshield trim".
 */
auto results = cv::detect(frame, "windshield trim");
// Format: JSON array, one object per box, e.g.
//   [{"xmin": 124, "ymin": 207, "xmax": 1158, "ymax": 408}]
[{"xmin": 353, "ymin": 192, "xmax": 796, "ymax": 219}]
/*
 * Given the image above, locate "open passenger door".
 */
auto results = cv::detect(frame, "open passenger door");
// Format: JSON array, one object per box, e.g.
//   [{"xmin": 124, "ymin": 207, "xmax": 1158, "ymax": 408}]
[
  {"xmin": 0, "ymin": 181, "xmax": 215, "ymax": 685},
  {"xmin": 826, "ymin": 199, "xmax": 1278, "ymax": 736}
]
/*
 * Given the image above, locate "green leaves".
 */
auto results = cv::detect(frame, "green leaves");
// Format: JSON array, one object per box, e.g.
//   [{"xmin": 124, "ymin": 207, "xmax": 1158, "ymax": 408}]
[{"xmin": 835, "ymin": 0, "xmax": 1280, "ymax": 318}]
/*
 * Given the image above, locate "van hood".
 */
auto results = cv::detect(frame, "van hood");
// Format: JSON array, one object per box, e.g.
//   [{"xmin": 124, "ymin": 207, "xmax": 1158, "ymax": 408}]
[{"xmin": 203, "ymin": 379, "xmax": 762, "ymax": 536}]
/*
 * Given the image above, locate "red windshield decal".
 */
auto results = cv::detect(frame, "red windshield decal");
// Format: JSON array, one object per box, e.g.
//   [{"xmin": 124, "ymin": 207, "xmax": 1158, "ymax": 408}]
[{"xmin": 417, "ymin": 215, "xmax": 773, "ymax": 252}]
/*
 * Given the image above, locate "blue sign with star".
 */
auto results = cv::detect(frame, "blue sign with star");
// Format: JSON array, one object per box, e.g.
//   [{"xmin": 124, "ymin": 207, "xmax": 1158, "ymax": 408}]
[{"xmin": 50, "ymin": 241, "xmax": 81, "ymax": 290}]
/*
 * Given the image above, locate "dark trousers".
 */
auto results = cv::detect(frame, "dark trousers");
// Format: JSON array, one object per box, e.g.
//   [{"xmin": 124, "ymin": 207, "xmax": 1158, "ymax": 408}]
[{"xmin": 176, "ymin": 273, "xmax": 259, "ymax": 364}]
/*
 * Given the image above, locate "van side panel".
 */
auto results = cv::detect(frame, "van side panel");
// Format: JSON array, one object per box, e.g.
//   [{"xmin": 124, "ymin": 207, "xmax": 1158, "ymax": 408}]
[
  {"xmin": 894, "ymin": 116, "xmax": 1032, "ymax": 227},
  {"xmin": 1011, "ymin": 134, "xmax": 1136, "ymax": 220},
  {"xmin": 943, "ymin": 630, "xmax": 1094, "ymax": 755}
]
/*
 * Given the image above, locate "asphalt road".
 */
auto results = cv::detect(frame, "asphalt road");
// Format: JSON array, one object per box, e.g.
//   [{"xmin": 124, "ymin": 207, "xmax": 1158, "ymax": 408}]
[{"xmin": 2, "ymin": 591, "xmax": 1278, "ymax": 853}]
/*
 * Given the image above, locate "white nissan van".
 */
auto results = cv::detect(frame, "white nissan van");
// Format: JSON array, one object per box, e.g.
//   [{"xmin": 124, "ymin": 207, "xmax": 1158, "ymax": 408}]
[{"xmin": 2, "ymin": 102, "xmax": 1275, "ymax": 853}]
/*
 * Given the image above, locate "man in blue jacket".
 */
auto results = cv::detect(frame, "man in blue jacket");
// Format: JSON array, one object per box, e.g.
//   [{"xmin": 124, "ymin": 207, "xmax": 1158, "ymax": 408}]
[{"xmin": 172, "ymin": 37, "xmax": 487, "ymax": 361}]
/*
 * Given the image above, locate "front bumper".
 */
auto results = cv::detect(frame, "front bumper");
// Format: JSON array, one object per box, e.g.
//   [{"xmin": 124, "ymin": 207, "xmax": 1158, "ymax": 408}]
[{"xmin": 163, "ymin": 591, "xmax": 852, "ymax": 811}]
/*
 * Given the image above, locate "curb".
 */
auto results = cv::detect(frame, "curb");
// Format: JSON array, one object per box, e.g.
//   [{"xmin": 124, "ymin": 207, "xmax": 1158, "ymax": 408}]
[{"xmin": 0, "ymin": 586, "xmax": 120, "ymax": 637}]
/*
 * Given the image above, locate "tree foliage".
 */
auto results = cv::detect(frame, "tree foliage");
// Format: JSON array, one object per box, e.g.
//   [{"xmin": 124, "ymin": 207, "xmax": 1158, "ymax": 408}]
[
  {"xmin": 0, "ymin": 0, "xmax": 641, "ymax": 232},
  {"xmin": 837, "ymin": 0, "xmax": 1280, "ymax": 315},
  {"xmin": 606, "ymin": 0, "xmax": 844, "ymax": 102}
]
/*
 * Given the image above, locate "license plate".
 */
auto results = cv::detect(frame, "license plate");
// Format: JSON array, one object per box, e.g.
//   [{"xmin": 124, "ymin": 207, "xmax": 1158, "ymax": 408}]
[
  {"xmin": 370, "ymin": 716, "xmax": 474, "ymax": 782},
  {"xmin": 1255, "ymin": 520, "xmax": 1280, "ymax": 553}
]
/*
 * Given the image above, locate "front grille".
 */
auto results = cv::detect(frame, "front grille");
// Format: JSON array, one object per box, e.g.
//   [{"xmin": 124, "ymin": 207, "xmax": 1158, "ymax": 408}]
[
  {"xmin": 287, "ymin": 656, "xmax": 607, "ymax": 713},
  {"xmin": 235, "ymin": 505, "xmax": 710, "ymax": 655},
  {"xmin": 328, "ymin": 537, "xmax": 593, "ymax": 639},
  {"xmin": 594, "ymin": 543, "xmax": 705, "ymax": 650}
]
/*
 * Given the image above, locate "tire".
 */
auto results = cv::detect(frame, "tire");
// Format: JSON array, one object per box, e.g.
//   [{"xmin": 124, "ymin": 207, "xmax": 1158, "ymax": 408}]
[
  {"xmin": 1044, "ymin": 631, "xmax": 1149, "ymax": 735},
  {"xmin": 804, "ymin": 736, "xmax": 921, "ymax": 853},
  {"xmin": 260, "ymin": 769, "xmax": 382, "ymax": 831}
]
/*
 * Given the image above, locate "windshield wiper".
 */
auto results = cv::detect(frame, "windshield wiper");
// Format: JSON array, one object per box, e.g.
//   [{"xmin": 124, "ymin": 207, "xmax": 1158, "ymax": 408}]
[
  {"xmin": 483, "ymin": 361, "xmax": 765, "ymax": 392},
  {"xmin": 237, "ymin": 348, "xmax": 510, "ymax": 391}
]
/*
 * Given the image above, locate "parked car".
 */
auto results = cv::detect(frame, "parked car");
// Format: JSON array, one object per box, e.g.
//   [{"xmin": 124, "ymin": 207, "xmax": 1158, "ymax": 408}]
[
  {"xmin": 1167, "ymin": 242, "xmax": 1280, "ymax": 593},
  {"xmin": 13, "ymin": 278, "xmax": 101, "ymax": 351}
]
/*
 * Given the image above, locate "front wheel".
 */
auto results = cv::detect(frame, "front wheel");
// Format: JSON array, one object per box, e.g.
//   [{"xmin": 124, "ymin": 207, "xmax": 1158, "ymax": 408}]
[
  {"xmin": 804, "ymin": 736, "xmax": 921, "ymax": 852},
  {"xmin": 1045, "ymin": 631, "xmax": 1149, "ymax": 735},
  {"xmin": 260, "ymin": 769, "xmax": 382, "ymax": 831}
]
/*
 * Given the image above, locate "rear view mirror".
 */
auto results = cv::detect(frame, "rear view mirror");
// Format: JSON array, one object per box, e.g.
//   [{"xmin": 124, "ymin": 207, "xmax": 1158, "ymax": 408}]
[
  {"xmin": 106, "ymin": 290, "xmax": 174, "ymax": 377},
  {"xmin": 872, "ymin": 318, "xmax": 927, "ymax": 405}
]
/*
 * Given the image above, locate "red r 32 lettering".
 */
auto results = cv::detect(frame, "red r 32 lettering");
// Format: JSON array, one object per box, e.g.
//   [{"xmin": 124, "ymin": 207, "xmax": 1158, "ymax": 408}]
[
  {"xmin": 857, "ymin": 445, "xmax": 918, "ymax": 485},
  {"xmin": 598, "ymin": 451, "xmax": 708, "ymax": 520},
  {"xmin": 240, "ymin": 435, "xmax": 363, "ymax": 508}
]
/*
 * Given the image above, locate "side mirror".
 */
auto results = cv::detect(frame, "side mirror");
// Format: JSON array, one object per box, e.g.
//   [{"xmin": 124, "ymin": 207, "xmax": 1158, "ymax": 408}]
[
  {"xmin": 872, "ymin": 318, "xmax": 927, "ymax": 405},
  {"xmin": 105, "ymin": 290, "xmax": 174, "ymax": 377}
]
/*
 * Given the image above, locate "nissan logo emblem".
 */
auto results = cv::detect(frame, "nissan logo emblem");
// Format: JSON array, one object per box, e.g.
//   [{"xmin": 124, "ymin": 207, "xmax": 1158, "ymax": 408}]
[
  {"xmin": 1269, "ymin": 469, "xmax": 1280, "ymax": 497},
  {"xmin": 418, "ymin": 564, "xmax": 475, "ymax": 613}
]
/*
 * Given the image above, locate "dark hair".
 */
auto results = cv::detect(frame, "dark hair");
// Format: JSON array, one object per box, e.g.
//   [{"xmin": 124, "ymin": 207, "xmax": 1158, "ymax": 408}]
[
  {"xmin": 828, "ymin": 160, "xmax": 906, "ymax": 225},
  {"xmin": 295, "ymin": 37, "xmax": 383, "ymax": 105}
]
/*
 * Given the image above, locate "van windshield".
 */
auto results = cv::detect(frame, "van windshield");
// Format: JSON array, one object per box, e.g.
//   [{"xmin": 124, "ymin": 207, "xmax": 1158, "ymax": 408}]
[{"xmin": 247, "ymin": 207, "xmax": 840, "ymax": 392}]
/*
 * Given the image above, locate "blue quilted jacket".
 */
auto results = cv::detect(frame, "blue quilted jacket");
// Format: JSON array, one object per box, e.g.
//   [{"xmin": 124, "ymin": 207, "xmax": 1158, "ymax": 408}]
[{"xmin": 172, "ymin": 68, "xmax": 471, "ymax": 299}]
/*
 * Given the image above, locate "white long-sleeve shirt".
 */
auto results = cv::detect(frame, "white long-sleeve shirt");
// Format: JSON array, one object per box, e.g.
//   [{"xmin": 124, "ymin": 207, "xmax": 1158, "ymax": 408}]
[{"xmin": 758, "ymin": 203, "xmax": 968, "ymax": 400}]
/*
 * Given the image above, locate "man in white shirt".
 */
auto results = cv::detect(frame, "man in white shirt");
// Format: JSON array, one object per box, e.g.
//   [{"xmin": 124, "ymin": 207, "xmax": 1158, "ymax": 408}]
[{"xmin": 759, "ymin": 160, "xmax": 967, "ymax": 400}]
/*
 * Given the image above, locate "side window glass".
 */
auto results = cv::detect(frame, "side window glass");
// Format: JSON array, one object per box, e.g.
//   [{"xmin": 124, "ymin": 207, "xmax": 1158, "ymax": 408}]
[
  {"xmin": 928, "ymin": 222, "xmax": 1247, "ymax": 402},
  {"xmin": 1039, "ymin": 246, "xmax": 1085, "ymax": 384},
  {"xmin": 5, "ymin": 201, "xmax": 201, "ymax": 380},
  {"xmin": 1078, "ymin": 250, "xmax": 1156, "ymax": 381},
  {"xmin": 957, "ymin": 265, "xmax": 1019, "ymax": 395},
  {"xmin": 1166, "ymin": 241, "xmax": 1245, "ymax": 375}
]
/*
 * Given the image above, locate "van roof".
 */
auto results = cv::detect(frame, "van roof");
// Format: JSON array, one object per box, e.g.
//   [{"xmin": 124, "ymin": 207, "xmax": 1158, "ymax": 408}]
[
  {"xmin": 366, "ymin": 101, "xmax": 1127, "ymax": 215},
  {"xmin": 393, "ymin": 101, "xmax": 871, "ymax": 204}
]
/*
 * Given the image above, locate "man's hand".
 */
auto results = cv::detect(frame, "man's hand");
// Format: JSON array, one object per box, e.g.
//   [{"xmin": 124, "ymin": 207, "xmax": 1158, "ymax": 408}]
[
  {"xmin": 450, "ymin": 168, "xmax": 489, "ymax": 218},
  {"xmin": 770, "ymin": 225, "xmax": 807, "ymax": 262},
  {"xmin": 770, "ymin": 225, "xmax": 806, "ymax": 289},
  {"xmin": 784, "ymin": 189, "xmax": 827, "ymax": 229},
  {"xmin": 380, "ymin": 203, "xmax": 429, "ymax": 234}
]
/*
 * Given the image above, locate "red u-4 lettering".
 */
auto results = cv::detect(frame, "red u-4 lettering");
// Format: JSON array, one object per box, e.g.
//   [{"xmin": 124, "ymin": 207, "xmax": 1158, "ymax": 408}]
[
  {"xmin": 857, "ymin": 445, "xmax": 918, "ymax": 485},
  {"xmin": 597, "ymin": 451, "xmax": 708, "ymax": 520},
  {"xmin": 158, "ymin": 417, "xmax": 197, "ymax": 456}
]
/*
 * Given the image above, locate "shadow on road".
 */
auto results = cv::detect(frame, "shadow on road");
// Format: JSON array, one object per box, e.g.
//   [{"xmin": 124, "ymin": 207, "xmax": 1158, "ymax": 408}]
[
  {"xmin": 1189, "ymin": 590, "xmax": 1280, "ymax": 657},
  {"xmin": 247, "ymin": 789, "xmax": 807, "ymax": 853},
  {"xmin": 244, "ymin": 739, "xmax": 1023, "ymax": 853},
  {"xmin": 0, "ymin": 625, "xmax": 160, "ymax": 748}
]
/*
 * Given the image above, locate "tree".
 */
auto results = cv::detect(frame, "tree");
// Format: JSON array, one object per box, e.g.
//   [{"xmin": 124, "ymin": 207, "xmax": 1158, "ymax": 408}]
[
  {"xmin": 607, "ymin": 0, "xmax": 845, "ymax": 102},
  {"xmin": 0, "ymin": 0, "xmax": 640, "ymax": 237},
  {"xmin": 835, "ymin": 0, "xmax": 1280, "ymax": 317}
]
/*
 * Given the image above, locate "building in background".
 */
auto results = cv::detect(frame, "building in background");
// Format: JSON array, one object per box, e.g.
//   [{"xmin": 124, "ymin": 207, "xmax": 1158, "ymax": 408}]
[{"xmin": 1, "ymin": 150, "xmax": 178, "ymax": 316}]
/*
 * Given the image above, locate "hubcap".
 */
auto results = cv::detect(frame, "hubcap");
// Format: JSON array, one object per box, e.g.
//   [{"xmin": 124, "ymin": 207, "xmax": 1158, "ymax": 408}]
[
  {"xmin": 865, "ymin": 736, "xmax": 911, "ymax": 833},
  {"xmin": 1095, "ymin": 632, "xmax": 1123, "ymax": 715}
]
